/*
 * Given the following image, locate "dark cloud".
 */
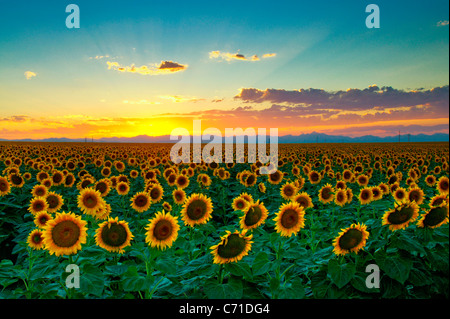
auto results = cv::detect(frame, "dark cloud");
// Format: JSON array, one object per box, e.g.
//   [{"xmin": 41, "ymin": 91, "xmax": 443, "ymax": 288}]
[{"xmin": 235, "ymin": 85, "xmax": 449, "ymax": 111}]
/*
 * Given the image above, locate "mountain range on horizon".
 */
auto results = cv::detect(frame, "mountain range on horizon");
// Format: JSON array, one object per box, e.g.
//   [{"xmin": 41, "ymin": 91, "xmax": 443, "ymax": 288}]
[{"xmin": 1, "ymin": 132, "xmax": 448, "ymax": 144}]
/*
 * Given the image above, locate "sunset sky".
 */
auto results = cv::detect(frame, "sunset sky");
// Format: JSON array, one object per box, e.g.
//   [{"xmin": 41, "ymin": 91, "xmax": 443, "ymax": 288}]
[{"xmin": 0, "ymin": 0, "xmax": 448, "ymax": 140}]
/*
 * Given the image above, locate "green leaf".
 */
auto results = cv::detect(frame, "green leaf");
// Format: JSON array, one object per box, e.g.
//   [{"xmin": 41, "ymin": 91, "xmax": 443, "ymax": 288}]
[
  {"xmin": 390, "ymin": 232, "xmax": 426, "ymax": 255},
  {"xmin": 204, "ymin": 276, "xmax": 243, "ymax": 299},
  {"xmin": 79, "ymin": 264, "xmax": 105, "ymax": 297},
  {"xmin": 327, "ymin": 259, "xmax": 356, "ymax": 289},
  {"xmin": 121, "ymin": 266, "xmax": 154, "ymax": 292},
  {"xmin": 225, "ymin": 262, "xmax": 252, "ymax": 280},
  {"xmin": 351, "ymin": 274, "xmax": 380, "ymax": 294},
  {"xmin": 375, "ymin": 250, "xmax": 413, "ymax": 284},
  {"xmin": 155, "ymin": 255, "xmax": 177, "ymax": 275},
  {"xmin": 310, "ymin": 269, "xmax": 330, "ymax": 298},
  {"xmin": 252, "ymin": 251, "xmax": 271, "ymax": 276},
  {"xmin": 278, "ymin": 278, "xmax": 305, "ymax": 299}
]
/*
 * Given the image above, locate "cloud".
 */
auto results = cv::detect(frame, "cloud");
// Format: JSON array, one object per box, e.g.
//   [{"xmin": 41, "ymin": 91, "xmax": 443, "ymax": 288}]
[
  {"xmin": 437, "ymin": 20, "xmax": 449, "ymax": 27},
  {"xmin": 209, "ymin": 51, "xmax": 276, "ymax": 62},
  {"xmin": 235, "ymin": 85, "xmax": 449, "ymax": 112},
  {"xmin": 106, "ymin": 60, "xmax": 188, "ymax": 75},
  {"xmin": 89, "ymin": 55, "xmax": 110, "ymax": 60},
  {"xmin": 158, "ymin": 95, "xmax": 205, "ymax": 103},
  {"xmin": 24, "ymin": 71, "xmax": 37, "ymax": 80}
]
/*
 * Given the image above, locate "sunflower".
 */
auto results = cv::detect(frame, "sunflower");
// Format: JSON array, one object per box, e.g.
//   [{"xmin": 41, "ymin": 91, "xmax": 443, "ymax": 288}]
[
  {"xmin": 407, "ymin": 187, "xmax": 425, "ymax": 205},
  {"xmin": 162, "ymin": 201, "xmax": 172, "ymax": 212},
  {"xmin": 94, "ymin": 179, "xmax": 111, "ymax": 197},
  {"xmin": 425, "ymin": 175, "xmax": 436, "ymax": 187},
  {"xmin": 393, "ymin": 187, "xmax": 407, "ymax": 202},
  {"xmin": 148, "ymin": 183, "xmax": 164, "ymax": 203},
  {"xmin": 232, "ymin": 196, "xmax": 250, "ymax": 211},
  {"xmin": 181, "ymin": 193, "xmax": 213, "ymax": 227},
  {"xmin": 42, "ymin": 212, "xmax": 88, "ymax": 256},
  {"xmin": 63, "ymin": 173, "xmax": 76, "ymax": 188},
  {"xmin": 346, "ymin": 188, "xmax": 354, "ymax": 204},
  {"xmin": 318, "ymin": 184, "xmax": 334, "ymax": 204},
  {"xmin": 28, "ymin": 196, "xmax": 49, "ymax": 215},
  {"xmin": 93, "ymin": 202, "xmax": 112, "ymax": 220},
  {"xmin": 416, "ymin": 202, "xmax": 449, "ymax": 229},
  {"xmin": 210, "ymin": 229, "xmax": 253, "ymax": 264},
  {"xmin": 116, "ymin": 181, "xmax": 130, "ymax": 195},
  {"xmin": 145, "ymin": 210, "xmax": 180, "ymax": 250},
  {"xmin": 378, "ymin": 182, "xmax": 390, "ymax": 195},
  {"xmin": 308, "ymin": 170, "xmax": 321, "ymax": 185},
  {"xmin": 342, "ymin": 169, "xmax": 353, "ymax": 182},
  {"xmin": 95, "ymin": 217, "xmax": 134, "ymax": 253},
  {"xmin": 243, "ymin": 172, "xmax": 257, "ymax": 187},
  {"xmin": 9, "ymin": 173, "xmax": 25, "ymax": 188},
  {"xmin": 371, "ymin": 186, "xmax": 383, "ymax": 201},
  {"xmin": 172, "ymin": 188, "xmax": 187, "ymax": 205},
  {"xmin": 238, "ymin": 192, "xmax": 254, "ymax": 204},
  {"xmin": 45, "ymin": 192, "xmax": 64, "ymax": 213},
  {"xmin": 280, "ymin": 182, "xmax": 298, "ymax": 200},
  {"xmin": 332, "ymin": 223, "xmax": 369, "ymax": 256},
  {"xmin": 273, "ymin": 201, "xmax": 306, "ymax": 237},
  {"xmin": 0, "ymin": 176, "xmax": 11, "ymax": 196},
  {"xmin": 239, "ymin": 200, "xmax": 268, "ymax": 230},
  {"xmin": 27, "ymin": 229, "xmax": 45, "ymax": 250},
  {"xmin": 292, "ymin": 192, "xmax": 314, "ymax": 209},
  {"xmin": 197, "ymin": 173, "xmax": 212, "ymax": 188},
  {"xmin": 258, "ymin": 182, "xmax": 266, "ymax": 193},
  {"xmin": 437, "ymin": 176, "xmax": 449, "ymax": 194},
  {"xmin": 334, "ymin": 189, "xmax": 348, "ymax": 207},
  {"xmin": 267, "ymin": 170, "xmax": 283, "ymax": 185},
  {"xmin": 358, "ymin": 187, "xmax": 373, "ymax": 205},
  {"xmin": 175, "ymin": 174, "xmax": 190, "ymax": 189},
  {"xmin": 34, "ymin": 211, "xmax": 53, "ymax": 228},
  {"xmin": 382, "ymin": 199, "xmax": 419, "ymax": 231},
  {"xmin": 356, "ymin": 174, "xmax": 370, "ymax": 187},
  {"xmin": 31, "ymin": 184, "xmax": 48, "ymax": 198},
  {"xmin": 429, "ymin": 194, "xmax": 449, "ymax": 207},
  {"xmin": 51, "ymin": 171, "xmax": 65, "ymax": 186},
  {"xmin": 77, "ymin": 188, "xmax": 105, "ymax": 216},
  {"xmin": 130, "ymin": 191, "xmax": 151, "ymax": 213}
]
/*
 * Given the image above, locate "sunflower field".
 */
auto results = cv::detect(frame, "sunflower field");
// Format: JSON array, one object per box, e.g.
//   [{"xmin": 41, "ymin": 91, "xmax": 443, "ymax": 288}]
[{"xmin": 0, "ymin": 141, "xmax": 448, "ymax": 299}]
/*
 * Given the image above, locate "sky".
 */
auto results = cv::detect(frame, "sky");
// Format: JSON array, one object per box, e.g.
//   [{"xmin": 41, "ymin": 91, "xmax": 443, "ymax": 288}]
[{"xmin": 0, "ymin": 0, "xmax": 448, "ymax": 140}]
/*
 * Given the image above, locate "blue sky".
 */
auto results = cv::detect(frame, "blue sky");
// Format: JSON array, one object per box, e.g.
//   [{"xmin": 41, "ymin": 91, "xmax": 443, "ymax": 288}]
[{"xmin": 0, "ymin": 0, "xmax": 448, "ymax": 138}]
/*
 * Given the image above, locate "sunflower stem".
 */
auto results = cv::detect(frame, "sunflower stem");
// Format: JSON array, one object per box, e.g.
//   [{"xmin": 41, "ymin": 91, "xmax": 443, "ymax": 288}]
[{"xmin": 218, "ymin": 264, "xmax": 225, "ymax": 284}]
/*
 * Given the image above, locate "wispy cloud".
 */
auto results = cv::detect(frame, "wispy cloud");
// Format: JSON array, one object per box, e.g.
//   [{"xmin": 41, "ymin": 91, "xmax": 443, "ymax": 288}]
[
  {"xmin": 158, "ymin": 95, "xmax": 206, "ymax": 103},
  {"xmin": 89, "ymin": 55, "xmax": 110, "ymax": 60},
  {"xmin": 209, "ymin": 51, "xmax": 276, "ymax": 62},
  {"xmin": 24, "ymin": 71, "xmax": 37, "ymax": 80},
  {"xmin": 437, "ymin": 20, "xmax": 449, "ymax": 27},
  {"xmin": 106, "ymin": 60, "xmax": 188, "ymax": 75}
]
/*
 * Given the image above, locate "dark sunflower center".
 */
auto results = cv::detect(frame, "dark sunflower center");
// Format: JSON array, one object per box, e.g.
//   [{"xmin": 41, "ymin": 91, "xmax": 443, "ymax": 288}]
[
  {"xmin": 33, "ymin": 234, "xmax": 42, "ymax": 244},
  {"xmin": 395, "ymin": 191, "xmax": 405, "ymax": 199},
  {"xmin": 337, "ymin": 193, "xmax": 345, "ymax": 202},
  {"xmin": 47, "ymin": 195, "xmax": 59, "ymax": 209},
  {"xmin": 244, "ymin": 206, "xmax": 262, "ymax": 226},
  {"xmin": 52, "ymin": 220, "xmax": 80, "ymax": 247},
  {"xmin": 83, "ymin": 195, "xmax": 97, "ymax": 208},
  {"xmin": 270, "ymin": 172, "xmax": 281, "ymax": 182},
  {"xmin": 372, "ymin": 189, "xmax": 380, "ymax": 197},
  {"xmin": 101, "ymin": 223, "xmax": 128, "ymax": 247},
  {"xmin": 175, "ymin": 192, "xmax": 183, "ymax": 201},
  {"xmin": 409, "ymin": 190, "xmax": 420, "ymax": 202},
  {"xmin": 432, "ymin": 198, "xmax": 445, "ymax": 206},
  {"xmin": 153, "ymin": 220, "xmax": 173, "ymax": 240},
  {"xmin": 236, "ymin": 200, "xmax": 246, "ymax": 209},
  {"xmin": 65, "ymin": 175, "xmax": 74, "ymax": 185},
  {"xmin": 35, "ymin": 188, "xmax": 45, "ymax": 196},
  {"xmin": 280, "ymin": 209, "xmax": 299, "ymax": 229},
  {"xmin": 361, "ymin": 190, "xmax": 370, "ymax": 200},
  {"xmin": 338, "ymin": 228, "xmax": 363, "ymax": 250},
  {"xmin": 96, "ymin": 182, "xmax": 107, "ymax": 194},
  {"xmin": 187, "ymin": 199, "xmax": 207, "ymax": 220},
  {"xmin": 321, "ymin": 188, "xmax": 332, "ymax": 199},
  {"xmin": 53, "ymin": 174, "xmax": 62, "ymax": 183},
  {"xmin": 33, "ymin": 201, "xmax": 44, "ymax": 211},
  {"xmin": 246, "ymin": 175, "xmax": 255, "ymax": 185},
  {"xmin": 440, "ymin": 180, "xmax": 449, "ymax": 191},
  {"xmin": 11, "ymin": 175, "xmax": 22, "ymax": 185},
  {"xmin": 39, "ymin": 216, "xmax": 49, "ymax": 224},
  {"xmin": 135, "ymin": 195, "xmax": 148, "ymax": 207},
  {"xmin": 217, "ymin": 234, "xmax": 246, "ymax": 259},
  {"xmin": 296, "ymin": 197, "xmax": 308, "ymax": 207},
  {"xmin": 81, "ymin": 180, "xmax": 91, "ymax": 188},
  {"xmin": 177, "ymin": 177, "xmax": 187, "ymax": 186},
  {"xmin": 0, "ymin": 181, "xmax": 8, "ymax": 191},
  {"xmin": 150, "ymin": 188, "xmax": 160, "ymax": 199},
  {"xmin": 423, "ymin": 207, "xmax": 448, "ymax": 227},
  {"xmin": 284, "ymin": 186, "xmax": 294, "ymax": 197},
  {"xmin": 310, "ymin": 173, "xmax": 319, "ymax": 182},
  {"xmin": 388, "ymin": 206, "xmax": 414, "ymax": 225}
]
